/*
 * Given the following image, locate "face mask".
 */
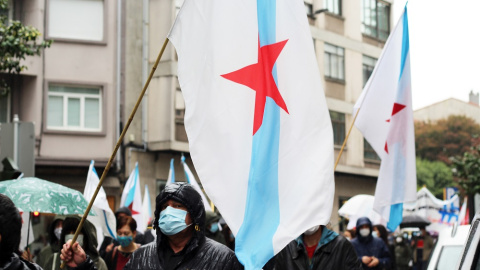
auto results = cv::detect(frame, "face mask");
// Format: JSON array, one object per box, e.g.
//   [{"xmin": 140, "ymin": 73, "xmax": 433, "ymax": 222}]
[
  {"xmin": 372, "ymin": 231, "xmax": 379, "ymax": 238},
  {"xmin": 117, "ymin": 235, "xmax": 133, "ymax": 247},
  {"xmin": 209, "ymin": 223, "xmax": 219, "ymax": 233},
  {"xmin": 54, "ymin": 228, "xmax": 62, "ymax": 240},
  {"xmin": 346, "ymin": 237, "xmax": 351, "ymax": 241},
  {"xmin": 159, "ymin": 206, "xmax": 192, "ymax": 235},
  {"xmin": 65, "ymin": 234, "xmax": 84, "ymax": 247},
  {"xmin": 359, "ymin": 228, "xmax": 370, "ymax": 237},
  {"xmin": 304, "ymin": 225, "xmax": 320, "ymax": 236},
  {"xmin": 396, "ymin": 237, "xmax": 403, "ymax": 243}
]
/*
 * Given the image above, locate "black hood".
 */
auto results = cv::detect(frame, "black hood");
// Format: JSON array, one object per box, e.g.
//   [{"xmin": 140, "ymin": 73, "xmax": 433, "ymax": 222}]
[
  {"xmin": 153, "ymin": 182, "xmax": 206, "ymax": 238},
  {"xmin": 356, "ymin": 216, "xmax": 373, "ymax": 243},
  {"xmin": 61, "ymin": 215, "xmax": 100, "ymax": 260}
]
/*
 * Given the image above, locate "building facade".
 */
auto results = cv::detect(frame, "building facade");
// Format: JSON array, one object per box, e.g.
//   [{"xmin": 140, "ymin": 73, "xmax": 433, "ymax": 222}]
[
  {"xmin": 414, "ymin": 91, "xmax": 480, "ymax": 124},
  {"xmin": 0, "ymin": 0, "xmax": 122, "ymax": 209}
]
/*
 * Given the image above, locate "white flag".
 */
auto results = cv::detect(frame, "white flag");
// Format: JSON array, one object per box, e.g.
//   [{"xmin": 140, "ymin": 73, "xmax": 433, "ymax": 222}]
[
  {"xmin": 354, "ymin": 6, "xmax": 416, "ymax": 231},
  {"xmin": 120, "ymin": 162, "xmax": 146, "ymax": 232},
  {"xmin": 84, "ymin": 160, "xmax": 117, "ymax": 240},
  {"xmin": 169, "ymin": 0, "xmax": 334, "ymax": 268}
]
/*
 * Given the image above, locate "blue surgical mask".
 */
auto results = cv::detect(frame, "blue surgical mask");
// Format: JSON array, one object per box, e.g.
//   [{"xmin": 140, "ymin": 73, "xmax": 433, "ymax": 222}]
[
  {"xmin": 372, "ymin": 231, "xmax": 379, "ymax": 238},
  {"xmin": 159, "ymin": 206, "xmax": 192, "ymax": 235},
  {"xmin": 209, "ymin": 223, "xmax": 219, "ymax": 233},
  {"xmin": 117, "ymin": 235, "xmax": 133, "ymax": 247}
]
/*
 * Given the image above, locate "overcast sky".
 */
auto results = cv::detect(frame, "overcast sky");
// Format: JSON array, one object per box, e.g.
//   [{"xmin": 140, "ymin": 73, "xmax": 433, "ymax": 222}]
[{"xmin": 392, "ymin": 0, "xmax": 480, "ymax": 110}]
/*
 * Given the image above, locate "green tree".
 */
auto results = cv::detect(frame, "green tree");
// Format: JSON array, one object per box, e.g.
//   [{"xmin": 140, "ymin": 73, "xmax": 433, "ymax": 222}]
[
  {"xmin": 451, "ymin": 145, "xmax": 480, "ymax": 222},
  {"xmin": 0, "ymin": 0, "xmax": 52, "ymax": 95},
  {"xmin": 416, "ymin": 158, "xmax": 454, "ymax": 199},
  {"xmin": 452, "ymin": 145, "xmax": 480, "ymax": 196},
  {"xmin": 415, "ymin": 115, "xmax": 480, "ymax": 164}
]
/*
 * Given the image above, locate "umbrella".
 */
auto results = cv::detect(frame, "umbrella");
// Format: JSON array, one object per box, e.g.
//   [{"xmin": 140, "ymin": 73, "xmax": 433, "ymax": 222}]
[
  {"xmin": 0, "ymin": 177, "xmax": 95, "ymax": 216},
  {"xmin": 400, "ymin": 214, "xmax": 431, "ymax": 228},
  {"xmin": 338, "ymin": 194, "xmax": 386, "ymax": 229}
]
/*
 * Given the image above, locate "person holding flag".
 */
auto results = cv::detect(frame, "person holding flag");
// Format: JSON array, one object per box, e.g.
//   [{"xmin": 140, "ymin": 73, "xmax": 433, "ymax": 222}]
[{"xmin": 60, "ymin": 183, "xmax": 243, "ymax": 269}]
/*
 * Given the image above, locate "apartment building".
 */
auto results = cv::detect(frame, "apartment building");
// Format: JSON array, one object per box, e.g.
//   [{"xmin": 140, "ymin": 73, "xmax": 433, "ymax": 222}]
[{"xmin": 0, "ymin": 0, "xmax": 122, "ymax": 207}]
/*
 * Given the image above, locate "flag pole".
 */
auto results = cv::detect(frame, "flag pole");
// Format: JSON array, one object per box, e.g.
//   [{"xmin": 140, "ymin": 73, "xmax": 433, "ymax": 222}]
[
  {"xmin": 60, "ymin": 37, "xmax": 170, "ymax": 269},
  {"xmin": 333, "ymin": 108, "xmax": 361, "ymax": 171}
]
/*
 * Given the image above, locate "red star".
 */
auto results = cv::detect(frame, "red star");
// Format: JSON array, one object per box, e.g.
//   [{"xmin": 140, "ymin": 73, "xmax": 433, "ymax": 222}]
[
  {"xmin": 221, "ymin": 39, "xmax": 290, "ymax": 135},
  {"xmin": 127, "ymin": 202, "xmax": 140, "ymax": 216},
  {"xmin": 384, "ymin": 103, "xmax": 406, "ymax": 153}
]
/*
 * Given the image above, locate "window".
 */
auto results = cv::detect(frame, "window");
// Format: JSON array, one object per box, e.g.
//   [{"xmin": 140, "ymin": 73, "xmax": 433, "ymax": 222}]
[
  {"xmin": 48, "ymin": 0, "xmax": 104, "ymax": 42},
  {"xmin": 324, "ymin": 43, "xmax": 345, "ymax": 81},
  {"xmin": 364, "ymin": 139, "xmax": 380, "ymax": 161},
  {"xmin": 329, "ymin": 111, "xmax": 345, "ymax": 146},
  {"xmin": 362, "ymin": 0, "xmax": 390, "ymax": 41},
  {"xmin": 304, "ymin": 2, "xmax": 313, "ymax": 17},
  {"xmin": 362, "ymin": 55, "xmax": 377, "ymax": 87},
  {"xmin": 47, "ymin": 84, "xmax": 102, "ymax": 132},
  {"xmin": 324, "ymin": 0, "xmax": 341, "ymax": 16},
  {"xmin": 175, "ymin": 89, "xmax": 185, "ymax": 122}
]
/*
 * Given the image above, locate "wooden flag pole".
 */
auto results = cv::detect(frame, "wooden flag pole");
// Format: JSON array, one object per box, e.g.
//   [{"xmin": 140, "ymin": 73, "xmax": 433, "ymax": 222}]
[
  {"xmin": 60, "ymin": 37, "xmax": 170, "ymax": 269},
  {"xmin": 333, "ymin": 108, "xmax": 361, "ymax": 171}
]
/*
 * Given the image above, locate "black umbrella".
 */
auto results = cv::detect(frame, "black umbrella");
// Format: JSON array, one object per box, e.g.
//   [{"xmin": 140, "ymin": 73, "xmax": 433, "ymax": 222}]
[{"xmin": 400, "ymin": 214, "xmax": 431, "ymax": 228}]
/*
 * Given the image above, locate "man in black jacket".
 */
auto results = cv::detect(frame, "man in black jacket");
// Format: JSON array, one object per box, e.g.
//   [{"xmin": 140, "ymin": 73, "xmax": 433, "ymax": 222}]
[
  {"xmin": 61, "ymin": 182, "xmax": 243, "ymax": 270},
  {"xmin": 271, "ymin": 225, "xmax": 362, "ymax": 270}
]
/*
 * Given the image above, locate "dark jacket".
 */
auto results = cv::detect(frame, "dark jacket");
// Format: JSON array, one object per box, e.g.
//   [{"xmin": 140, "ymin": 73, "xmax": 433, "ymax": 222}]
[
  {"xmin": 124, "ymin": 182, "xmax": 243, "ymax": 270},
  {"xmin": 0, "ymin": 253, "xmax": 42, "ymax": 270},
  {"xmin": 204, "ymin": 211, "xmax": 227, "ymax": 245},
  {"xmin": 351, "ymin": 217, "xmax": 392, "ymax": 270},
  {"xmin": 272, "ymin": 227, "xmax": 362, "ymax": 270}
]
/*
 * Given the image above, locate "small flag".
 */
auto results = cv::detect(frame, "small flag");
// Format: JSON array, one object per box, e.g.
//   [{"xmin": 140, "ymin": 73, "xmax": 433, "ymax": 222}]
[
  {"xmin": 169, "ymin": 0, "xmax": 335, "ymax": 268},
  {"xmin": 354, "ymin": 6, "xmax": 416, "ymax": 231},
  {"xmin": 120, "ymin": 162, "xmax": 146, "ymax": 232},
  {"xmin": 19, "ymin": 211, "xmax": 35, "ymax": 250},
  {"xmin": 166, "ymin": 158, "xmax": 175, "ymax": 185},
  {"xmin": 84, "ymin": 160, "xmax": 117, "ymax": 241},
  {"xmin": 181, "ymin": 155, "xmax": 211, "ymax": 210},
  {"xmin": 142, "ymin": 184, "xmax": 153, "ymax": 226},
  {"xmin": 459, "ymin": 197, "xmax": 469, "ymax": 225}
]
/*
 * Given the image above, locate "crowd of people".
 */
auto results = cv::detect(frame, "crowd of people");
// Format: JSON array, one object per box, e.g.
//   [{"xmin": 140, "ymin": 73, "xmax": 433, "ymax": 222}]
[{"xmin": 1, "ymin": 184, "xmax": 435, "ymax": 270}]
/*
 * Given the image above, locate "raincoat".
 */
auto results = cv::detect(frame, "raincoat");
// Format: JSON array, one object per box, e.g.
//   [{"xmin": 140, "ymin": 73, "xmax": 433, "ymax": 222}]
[
  {"xmin": 71, "ymin": 183, "xmax": 243, "ymax": 270},
  {"xmin": 123, "ymin": 183, "xmax": 242, "ymax": 269},
  {"xmin": 0, "ymin": 253, "xmax": 42, "ymax": 270},
  {"xmin": 37, "ymin": 215, "xmax": 65, "ymax": 268},
  {"xmin": 351, "ymin": 217, "xmax": 392, "ymax": 270}
]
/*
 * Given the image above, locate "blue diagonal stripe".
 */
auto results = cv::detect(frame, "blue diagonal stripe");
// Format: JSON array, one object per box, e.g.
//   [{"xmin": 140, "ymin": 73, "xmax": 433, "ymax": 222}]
[{"xmin": 235, "ymin": 0, "xmax": 281, "ymax": 269}]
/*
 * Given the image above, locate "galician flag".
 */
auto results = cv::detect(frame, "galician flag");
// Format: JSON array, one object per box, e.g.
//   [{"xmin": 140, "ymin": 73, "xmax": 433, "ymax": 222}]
[
  {"xmin": 84, "ymin": 160, "xmax": 117, "ymax": 240},
  {"xmin": 181, "ymin": 155, "xmax": 211, "ymax": 210},
  {"xmin": 120, "ymin": 162, "xmax": 146, "ymax": 232},
  {"xmin": 166, "ymin": 158, "xmax": 175, "ymax": 185},
  {"xmin": 168, "ymin": 0, "xmax": 334, "ymax": 269},
  {"xmin": 353, "ymin": 6, "xmax": 416, "ymax": 231}
]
